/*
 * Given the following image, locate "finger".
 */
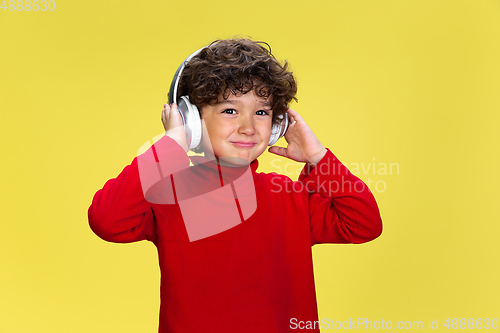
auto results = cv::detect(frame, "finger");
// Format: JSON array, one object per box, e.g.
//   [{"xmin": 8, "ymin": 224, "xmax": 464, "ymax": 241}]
[
  {"xmin": 162, "ymin": 104, "xmax": 169, "ymax": 122},
  {"xmin": 170, "ymin": 103, "xmax": 185, "ymax": 127},
  {"xmin": 170, "ymin": 103, "xmax": 179, "ymax": 117},
  {"xmin": 163, "ymin": 104, "xmax": 174, "ymax": 127},
  {"xmin": 268, "ymin": 146, "xmax": 288, "ymax": 158},
  {"xmin": 286, "ymin": 108, "xmax": 303, "ymax": 122},
  {"xmin": 170, "ymin": 103, "xmax": 178, "ymax": 119}
]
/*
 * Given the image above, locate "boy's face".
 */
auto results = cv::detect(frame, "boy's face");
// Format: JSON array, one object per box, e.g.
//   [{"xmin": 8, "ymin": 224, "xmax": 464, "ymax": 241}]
[{"xmin": 200, "ymin": 90, "xmax": 273, "ymax": 166}]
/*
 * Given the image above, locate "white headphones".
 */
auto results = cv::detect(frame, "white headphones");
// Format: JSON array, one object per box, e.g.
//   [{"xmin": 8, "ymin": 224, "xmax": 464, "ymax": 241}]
[{"xmin": 168, "ymin": 47, "xmax": 289, "ymax": 150}]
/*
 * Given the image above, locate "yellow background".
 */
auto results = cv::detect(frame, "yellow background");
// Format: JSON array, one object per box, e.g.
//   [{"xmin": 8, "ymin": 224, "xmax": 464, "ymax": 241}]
[{"xmin": 1, "ymin": 0, "xmax": 499, "ymax": 331}]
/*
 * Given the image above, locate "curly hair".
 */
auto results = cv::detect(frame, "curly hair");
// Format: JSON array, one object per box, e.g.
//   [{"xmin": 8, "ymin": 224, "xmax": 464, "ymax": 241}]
[{"xmin": 175, "ymin": 38, "xmax": 298, "ymax": 129}]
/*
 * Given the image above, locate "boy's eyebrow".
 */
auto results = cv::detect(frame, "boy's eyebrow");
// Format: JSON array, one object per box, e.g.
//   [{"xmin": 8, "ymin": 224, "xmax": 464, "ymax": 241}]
[
  {"xmin": 217, "ymin": 99, "xmax": 272, "ymax": 108},
  {"xmin": 216, "ymin": 100, "xmax": 240, "ymax": 105}
]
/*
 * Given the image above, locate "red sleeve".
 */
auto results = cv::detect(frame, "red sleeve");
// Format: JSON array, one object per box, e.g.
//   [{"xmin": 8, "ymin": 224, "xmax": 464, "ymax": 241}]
[
  {"xmin": 298, "ymin": 148, "xmax": 383, "ymax": 245},
  {"xmin": 88, "ymin": 135, "xmax": 190, "ymax": 244}
]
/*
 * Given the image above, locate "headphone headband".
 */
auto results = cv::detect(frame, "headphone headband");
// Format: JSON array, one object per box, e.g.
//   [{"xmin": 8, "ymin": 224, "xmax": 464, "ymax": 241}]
[{"xmin": 168, "ymin": 47, "xmax": 205, "ymax": 105}]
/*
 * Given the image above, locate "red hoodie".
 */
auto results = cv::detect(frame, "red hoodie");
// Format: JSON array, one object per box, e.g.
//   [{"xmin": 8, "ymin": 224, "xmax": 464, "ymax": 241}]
[{"xmin": 88, "ymin": 135, "xmax": 382, "ymax": 333}]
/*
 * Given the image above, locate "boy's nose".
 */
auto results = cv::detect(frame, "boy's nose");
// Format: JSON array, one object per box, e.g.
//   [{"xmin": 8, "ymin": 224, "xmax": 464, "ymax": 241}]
[{"xmin": 238, "ymin": 116, "xmax": 256, "ymax": 135}]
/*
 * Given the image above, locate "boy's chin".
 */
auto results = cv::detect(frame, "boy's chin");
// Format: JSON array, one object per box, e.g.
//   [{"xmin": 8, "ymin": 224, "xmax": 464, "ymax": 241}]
[{"xmin": 217, "ymin": 156, "xmax": 251, "ymax": 167}]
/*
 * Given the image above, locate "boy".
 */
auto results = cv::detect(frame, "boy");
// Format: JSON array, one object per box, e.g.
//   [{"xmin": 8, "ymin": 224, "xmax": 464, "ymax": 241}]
[{"xmin": 88, "ymin": 38, "xmax": 382, "ymax": 332}]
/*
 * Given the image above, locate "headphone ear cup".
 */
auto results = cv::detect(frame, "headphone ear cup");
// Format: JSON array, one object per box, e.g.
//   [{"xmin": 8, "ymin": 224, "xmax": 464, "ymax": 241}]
[
  {"xmin": 268, "ymin": 112, "xmax": 289, "ymax": 146},
  {"xmin": 178, "ymin": 96, "xmax": 202, "ymax": 150}
]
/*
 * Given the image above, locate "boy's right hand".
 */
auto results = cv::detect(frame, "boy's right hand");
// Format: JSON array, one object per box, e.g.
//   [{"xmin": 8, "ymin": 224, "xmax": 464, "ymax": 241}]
[{"xmin": 162, "ymin": 103, "xmax": 189, "ymax": 152}]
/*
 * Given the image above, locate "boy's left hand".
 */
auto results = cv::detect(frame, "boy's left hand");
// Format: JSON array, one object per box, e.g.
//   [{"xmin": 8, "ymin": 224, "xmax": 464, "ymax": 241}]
[{"xmin": 268, "ymin": 108, "xmax": 327, "ymax": 167}]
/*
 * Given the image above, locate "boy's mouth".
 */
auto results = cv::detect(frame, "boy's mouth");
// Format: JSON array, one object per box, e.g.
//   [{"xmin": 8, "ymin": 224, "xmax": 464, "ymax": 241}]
[{"xmin": 230, "ymin": 141, "xmax": 257, "ymax": 148}]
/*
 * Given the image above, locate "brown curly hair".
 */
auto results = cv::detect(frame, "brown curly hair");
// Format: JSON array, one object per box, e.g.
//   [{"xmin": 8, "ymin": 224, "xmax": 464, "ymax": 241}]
[{"xmin": 175, "ymin": 38, "xmax": 298, "ymax": 129}]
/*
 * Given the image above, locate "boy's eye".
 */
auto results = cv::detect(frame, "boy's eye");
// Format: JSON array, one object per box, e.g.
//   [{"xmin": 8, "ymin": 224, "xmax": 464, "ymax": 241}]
[{"xmin": 221, "ymin": 109, "xmax": 271, "ymax": 116}]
